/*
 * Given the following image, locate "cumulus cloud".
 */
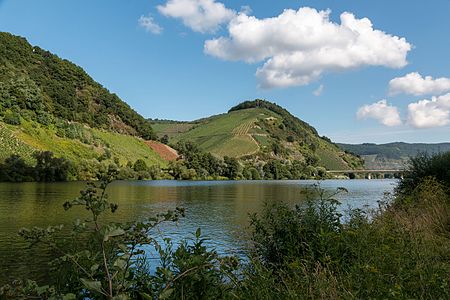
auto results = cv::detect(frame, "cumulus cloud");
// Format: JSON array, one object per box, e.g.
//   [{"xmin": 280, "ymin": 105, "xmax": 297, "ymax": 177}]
[
  {"xmin": 138, "ymin": 15, "xmax": 163, "ymax": 34},
  {"xmin": 357, "ymin": 100, "xmax": 402, "ymax": 126},
  {"xmin": 157, "ymin": 0, "xmax": 235, "ymax": 33},
  {"xmin": 388, "ymin": 72, "xmax": 450, "ymax": 96},
  {"xmin": 204, "ymin": 7, "xmax": 411, "ymax": 88},
  {"xmin": 313, "ymin": 84, "xmax": 324, "ymax": 96},
  {"xmin": 407, "ymin": 93, "xmax": 450, "ymax": 128}
]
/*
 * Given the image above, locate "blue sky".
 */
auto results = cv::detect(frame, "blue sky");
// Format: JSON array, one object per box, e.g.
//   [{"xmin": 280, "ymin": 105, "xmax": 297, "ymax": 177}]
[{"xmin": 1, "ymin": 0, "xmax": 449, "ymax": 143}]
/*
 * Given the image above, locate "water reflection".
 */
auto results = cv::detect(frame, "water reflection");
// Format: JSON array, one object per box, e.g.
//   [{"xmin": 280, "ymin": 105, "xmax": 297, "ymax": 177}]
[{"xmin": 0, "ymin": 179, "xmax": 397, "ymax": 285}]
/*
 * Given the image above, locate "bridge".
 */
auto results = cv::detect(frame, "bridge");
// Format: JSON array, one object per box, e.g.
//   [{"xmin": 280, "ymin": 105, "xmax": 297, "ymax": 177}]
[{"xmin": 327, "ymin": 169, "xmax": 404, "ymax": 179}]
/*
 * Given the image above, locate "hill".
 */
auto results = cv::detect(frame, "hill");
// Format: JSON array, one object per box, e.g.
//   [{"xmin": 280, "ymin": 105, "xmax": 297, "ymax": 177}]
[
  {"xmin": 338, "ymin": 142, "xmax": 450, "ymax": 169},
  {"xmin": 0, "ymin": 32, "xmax": 167, "ymax": 176},
  {"xmin": 152, "ymin": 100, "xmax": 363, "ymax": 170},
  {"xmin": 0, "ymin": 32, "xmax": 155, "ymax": 139}
]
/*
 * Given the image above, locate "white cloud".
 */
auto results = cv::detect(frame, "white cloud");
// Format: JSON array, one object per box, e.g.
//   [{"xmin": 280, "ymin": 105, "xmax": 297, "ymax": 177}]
[
  {"xmin": 240, "ymin": 5, "xmax": 252, "ymax": 15},
  {"xmin": 313, "ymin": 84, "xmax": 324, "ymax": 96},
  {"xmin": 138, "ymin": 15, "xmax": 163, "ymax": 34},
  {"xmin": 357, "ymin": 100, "xmax": 402, "ymax": 126},
  {"xmin": 204, "ymin": 7, "xmax": 411, "ymax": 88},
  {"xmin": 388, "ymin": 72, "xmax": 450, "ymax": 96},
  {"xmin": 407, "ymin": 93, "xmax": 450, "ymax": 128},
  {"xmin": 157, "ymin": 0, "xmax": 235, "ymax": 33}
]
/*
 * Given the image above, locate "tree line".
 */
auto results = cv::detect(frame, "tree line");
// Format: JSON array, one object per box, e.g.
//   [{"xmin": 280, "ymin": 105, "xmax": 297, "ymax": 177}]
[
  {"xmin": 1, "ymin": 152, "xmax": 449, "ymax": 299},
  {"xmin": 167, "ymin": 141, "xmax": 327, "ymax": 180},
  {"xmin": 0, "ymin": 145, "xmax": 328, "ymax": 183}
]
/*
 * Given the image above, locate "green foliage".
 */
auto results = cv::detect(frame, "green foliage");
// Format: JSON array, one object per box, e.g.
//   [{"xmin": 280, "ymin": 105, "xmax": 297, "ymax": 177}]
[
  {"xmin": 0, "ymin": 151, "xmax": 162, "ymax": 182},
  {"xmin": 0, "ymin": 32, "xmax": 155, "ymax": 140},
  {"xmin": 163, "ymin": 100, "xmax": 363, "ymax": 171},
  {"xmin": 0, "ymin": 167, "xmax": 243, "ymax": 299},
  {"xmin": 0, "ymin": 118, "xmax": 166, "ymax": 176},
  {"xmin": 33, "ymin": 151, "xmax": 73, "ymax": 182},
  {"xmin": 2, "ymin": 110, "xmax": 21, "ymax": 125},
  {"xmin": 1, "ymin": 173, "xmax": 449, "ymax": 299},
  {"xmin": 0, "ymin": 155, "xmax": 33, "ymax": 182},
  {"xmin": 229, "ymin": 99, "xmax": 318, "ymax": 136},
  {"xmin": 250, "ymin": 185, "xmax": 346, "ymax": 267},
  {"xmin": 246, "ymin": 181, "xmax": 450, "ymax": 299},
  {"xmin": 153, "ymin": 229, "xmax": 239, "ymax": 300},
  {"xmin": 133, "ymin": 159, "xmax": 148, "ymax": 172},
  {"xmin": 160, "ymin": 134, "xmax": 169, "ymax": 145},
  {"xmin": 223, "ymin": 156, "xmax": 241, "ymax": 179},
  {"xmin": 397, "ymin": 151, "xmax": 450, "ymax": 197},
  {"xmin": 0, "ymin": 151, "xmax": 73, "ymax": 182}
]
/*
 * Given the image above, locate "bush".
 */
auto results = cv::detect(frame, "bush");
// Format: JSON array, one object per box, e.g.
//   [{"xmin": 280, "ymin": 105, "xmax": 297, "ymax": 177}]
[
  {"xmin": 133, "ymin": 158, "xmax": 148, "ymax": 172},
  {"xmin": 397, "ymin": 151, "xmax": 450, "ymax": 196},
  {"xmin": 3, "ymin": 110, "xmax": 21, "ymax": 125},
  {"xmin": 1, "ymin": 167, "xmax": 449, "ymax": 299},
  {"xmin": 250, "ymin": 186, "xmax": 346, "ymax": 268},
  {"xmin": 0, "ymin": 168, "xmax": 240, "ymax": 299},
  {"xmin": 247, "ymin": 182, "xmax": 450, "ymax": 299}
]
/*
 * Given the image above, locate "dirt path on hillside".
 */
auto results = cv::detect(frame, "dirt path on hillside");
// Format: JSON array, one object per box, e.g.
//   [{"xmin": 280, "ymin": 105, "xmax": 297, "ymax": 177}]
[{"xmin": 145, "ymin": 141, "xmax": 179, "ymax": 161}]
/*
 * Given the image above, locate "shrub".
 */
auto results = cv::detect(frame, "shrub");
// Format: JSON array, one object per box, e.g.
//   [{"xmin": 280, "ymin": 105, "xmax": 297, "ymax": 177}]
[
  {"xmin": 397, "ymin": 151, "xmax": 450, "ymax": 196},
  {"xmin": 3, "ymin": 110, "xmax": 21, "ymax": 125},
  {"xmin": 0, "ymin": 168, "xmax": 241, "ymax": 299},
  {"xmin": 133, "ymin": 159, "xmax": 148, "ymax": 172},
  {"xmin": 250, "ymin": 185, "xmax": 346, "ymax": 268}
]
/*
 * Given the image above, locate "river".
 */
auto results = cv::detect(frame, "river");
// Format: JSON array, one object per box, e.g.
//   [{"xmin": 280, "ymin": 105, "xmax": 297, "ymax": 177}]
[{"xmin": 0, "ymin": 179, "xmax": 397, "ymax": 285}]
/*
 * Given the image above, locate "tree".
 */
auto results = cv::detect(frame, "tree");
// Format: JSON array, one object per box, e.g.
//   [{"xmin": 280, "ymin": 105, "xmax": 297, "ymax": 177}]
[
  {"xmin": 34, "ymin": 151, "xmax": 72, "ymax": 182},
  {"xmin": 133, "ymin": 159, "xmax": 148, "ymax": 173},
  {"xmin": 161, "ymin": 134, "xmax": 169, "ymax": 145},
  {"xmin": 397, "ymin": 151, "xmax": 450, "ymax": 196},
  {"xmin": 223, "ymin": 156, "xmax": 241, "ymax": 179},
  {"xmin": 0, "ymin": 155, "xmax": 32, "ymax": 182}
]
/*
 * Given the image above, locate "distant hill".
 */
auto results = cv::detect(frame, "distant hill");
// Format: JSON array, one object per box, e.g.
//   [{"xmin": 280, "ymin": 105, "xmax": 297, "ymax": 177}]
[
  {"xmin": 151, "ymin": 100, "xmax": 363, "ymax": 170},
  {"xmin": 338, "ymin": 142, "xmax": 450, "ymax": 170},
  {"xmin": 0, "ymin": 32, "xmax": 167, "ymax": 170}
]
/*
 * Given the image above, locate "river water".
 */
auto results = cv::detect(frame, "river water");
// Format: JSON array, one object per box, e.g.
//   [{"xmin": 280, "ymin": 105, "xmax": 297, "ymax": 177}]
[{"xmin": 0, "ymin": 179, "xmax": 397, "ymax": 285}]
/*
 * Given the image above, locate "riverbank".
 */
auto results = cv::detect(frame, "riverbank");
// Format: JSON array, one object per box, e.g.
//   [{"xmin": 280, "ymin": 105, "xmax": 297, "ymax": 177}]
[{"xmin": 1, "ymin": 151, "xmax": 449, "ymax": 299}]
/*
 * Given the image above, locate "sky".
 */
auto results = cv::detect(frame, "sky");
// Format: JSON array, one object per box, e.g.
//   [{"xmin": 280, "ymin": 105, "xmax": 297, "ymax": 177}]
[{"xmin": 1, "ymin": 0, "xmax": 450, "ymax": 144}]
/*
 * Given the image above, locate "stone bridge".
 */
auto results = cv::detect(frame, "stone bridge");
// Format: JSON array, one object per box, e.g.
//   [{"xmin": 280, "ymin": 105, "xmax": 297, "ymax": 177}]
[{"xmin": 327, "ymin": 169, "xmax": 404, "ymax": 179}]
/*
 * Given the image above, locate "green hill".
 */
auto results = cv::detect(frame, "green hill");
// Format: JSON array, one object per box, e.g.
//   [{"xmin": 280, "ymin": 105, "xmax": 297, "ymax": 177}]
[
  {"xmin": 152, "ymin": 100, "xmax": 363, "ymax": 170},
  {"xmin": 0, "ymin": 32, "xmax": 155, "ymax": 139},
  {"xmin": 338, "ymin": 142, "xmax": 450, "ymax": 170},
  {"xmin": 0, "ymin": 32, "xmax": 166, "ymax": 173}
]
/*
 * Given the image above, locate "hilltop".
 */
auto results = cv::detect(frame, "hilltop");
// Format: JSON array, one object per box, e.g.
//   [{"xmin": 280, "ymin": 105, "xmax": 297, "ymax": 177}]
[
  {"xmin": 0, "ymin": 32, "xmax": 155, "ymax": 139},
  {"xmin": 0, "ymin": 32, "xmax": 168, "ymax": 175},
  {"xmin": 338, "ymin": 142, "xmax": 450, "ymax": 169},
  {"xmin": 151, "ymin": 100, "xmax": 363, "ymax": 170}
]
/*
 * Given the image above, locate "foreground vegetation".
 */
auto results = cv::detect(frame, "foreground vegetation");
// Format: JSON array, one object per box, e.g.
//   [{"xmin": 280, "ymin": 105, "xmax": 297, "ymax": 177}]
[{"xmin": 1, "ymin": 152, "xmax": 449, "ymax": 299}]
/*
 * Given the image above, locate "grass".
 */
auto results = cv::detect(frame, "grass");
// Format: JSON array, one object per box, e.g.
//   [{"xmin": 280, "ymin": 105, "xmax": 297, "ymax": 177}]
[
  {"xmin": 0, "ymin": 123, "xmax": 36, "ymax": 163},
  {"xmin": 0, "ymin": 120, "xmax": 167, "ymax": 167},
  {"xmin": 94, "ymin": 130, "xmax": 167, "ymax": 167},
  {"xmin": 151, "ymin": 123, "xmax": 196, "ymax": 138},
  {"xmin": 172, "ymin": 108, "xmax": 275, "ymax": 157},
  {"xmin": 214, "ymin": 135, "xmax": 259, "ymax": 157},
  {"xmin": 242, "ymin": 178, "xmax": 450, "ymax": 299},
  {"xmin": 169, "ymin": 107, "xmax": 364, "ymax": 170},
  {"xmin": 253, "ymin": 134, "xmax": 270, "ymax": 148},
  {"xmin": 316, "ymin": 145, "xmax": 348, "ymax": 170}
]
